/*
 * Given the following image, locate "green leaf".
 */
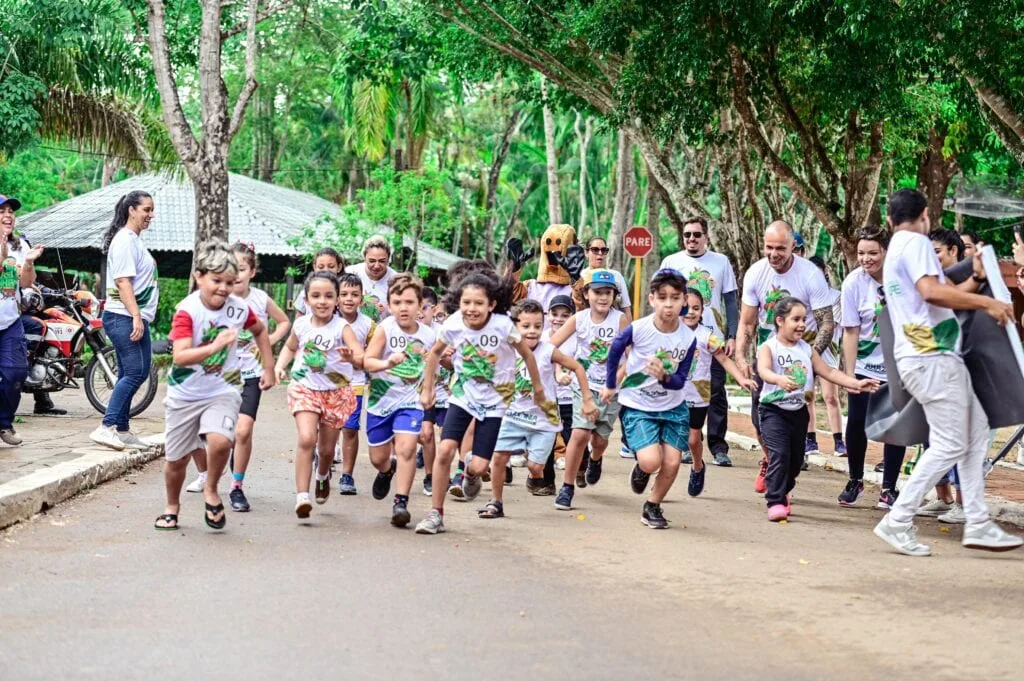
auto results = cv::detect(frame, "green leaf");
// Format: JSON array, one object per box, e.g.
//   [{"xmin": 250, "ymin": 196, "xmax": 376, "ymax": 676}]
[
  {"xmin": 932, "ymin": 318, "xmax": 960, "ymax": 353},
  {"xmin": 620, "ymin": 371, "xmax": 648, "ymax": 389},
  {"xmin": 856, "ymin": 340, "xmax": 879, "ymax": 359},
  {"xmin": 168, "ymin": 365, "xmax": 195, "ymax": 386},
  {"xmin": 368, "ymin": 377, "xmax": 391, "ymax": 407}
]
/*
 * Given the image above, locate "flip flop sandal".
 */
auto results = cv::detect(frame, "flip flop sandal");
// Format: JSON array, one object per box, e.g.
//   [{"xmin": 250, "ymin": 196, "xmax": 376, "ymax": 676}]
[
  {"xmin": 477, "ymin": 500, "xmax": 504, "ymax": 519},
  {"xmin": 154, "ymin": 513, "xmax": 179, "ymax": 531},
  {"xmin": 204, "ymin": 502, "xmax": 226, "ymax": 530}
]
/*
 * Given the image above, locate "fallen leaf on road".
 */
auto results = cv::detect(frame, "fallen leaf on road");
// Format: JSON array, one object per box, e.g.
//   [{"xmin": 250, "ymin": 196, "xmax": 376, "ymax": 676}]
[
  {"xmin": 576, "ymin": 514, "xmax": 586, "ymax": 521},
  {"xmin": 799, "ymin": 559, "xmax": 810, "ymax": 565}
]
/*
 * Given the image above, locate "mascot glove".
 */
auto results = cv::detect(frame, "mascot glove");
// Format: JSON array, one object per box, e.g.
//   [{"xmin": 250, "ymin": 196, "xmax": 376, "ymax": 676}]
[{"xmin": 505, "ymin": 238, "xmax": 535, "ymax": 271}]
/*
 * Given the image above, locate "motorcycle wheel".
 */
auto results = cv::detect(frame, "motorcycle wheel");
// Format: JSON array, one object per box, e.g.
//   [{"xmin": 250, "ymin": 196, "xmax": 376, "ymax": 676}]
[{"xmin": 85, "ymin": 345, "xmax": 159, "ymax": 418}]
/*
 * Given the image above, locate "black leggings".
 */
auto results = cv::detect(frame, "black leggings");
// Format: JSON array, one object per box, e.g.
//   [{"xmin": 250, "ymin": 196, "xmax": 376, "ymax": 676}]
[
  {"xmin": 845, "ymin": 375, "xmax": 906, "ymax": 490},
  {"xmin": 760, "ymin": 404, "xmax": 809, "ymax": 507}
]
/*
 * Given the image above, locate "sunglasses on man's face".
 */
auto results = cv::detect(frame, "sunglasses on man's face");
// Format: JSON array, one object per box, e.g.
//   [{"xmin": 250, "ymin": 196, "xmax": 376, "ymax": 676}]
[
  {"xmin": 683, "ymin": 231, "xmax": 704, "ymax": 240},
  {"xmin": 588, "ymin": 247, "xmax": 609, "ymax": 255}
]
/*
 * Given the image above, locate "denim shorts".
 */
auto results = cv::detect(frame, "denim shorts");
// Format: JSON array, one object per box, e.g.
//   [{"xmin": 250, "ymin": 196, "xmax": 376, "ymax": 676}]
[
  {"xmin": 366, "ymin": 407, "xmax": 423, "ymax": 446},
  {"xmin": 495, "ymin": 420, "xmax": 559, "ymax": 465},
  {"xmin": 621, "ymin": 402, "xmax": 690, "ymax": 453}
]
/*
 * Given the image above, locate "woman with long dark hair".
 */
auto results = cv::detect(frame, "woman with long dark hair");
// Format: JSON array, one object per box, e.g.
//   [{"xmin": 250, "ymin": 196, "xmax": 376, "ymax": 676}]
[{"xmin": 89, "ymin": 191, "xmax": 159, "ymax": 450}]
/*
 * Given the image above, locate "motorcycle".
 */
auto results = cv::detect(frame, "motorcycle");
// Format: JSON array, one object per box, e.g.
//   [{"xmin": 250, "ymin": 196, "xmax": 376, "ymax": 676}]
[{"xmin": 21, "ymin": 287, "xmax": 159, "ymax": 418}]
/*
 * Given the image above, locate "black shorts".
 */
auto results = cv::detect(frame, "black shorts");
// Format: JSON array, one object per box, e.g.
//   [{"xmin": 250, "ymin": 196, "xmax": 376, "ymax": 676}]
[
  {"xmin": 440, "ymin": 404, "xmax": 502, "ymax": 461},
  {"xmin": 689, "ymin": 405, "xmax": 708, "ymax": 431},
  {"xmin": 423, "ymin": 406, "xmax": 448, "ymax": 426},
  {"xmin": 239, "ymin": 377, "xmax": 262, "ymax": 419}
]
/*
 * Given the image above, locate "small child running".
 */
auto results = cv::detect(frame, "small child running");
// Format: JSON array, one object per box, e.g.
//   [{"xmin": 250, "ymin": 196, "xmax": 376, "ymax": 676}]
[
  {"xmin": 482, "ymin": 299, "xmax": 595, "ymax": 518},
  {"xmin": 419, "ymin": 287, "xmax": 450, "ymax": 496},
  {"xmin": 275, "ymin": 272, "xmax": 359, "ymax": 519},
  {"xmin": 534, "ymin": 294, "xmax": 577, "ymax": 495},
  {"xmin": 337, "ymin": 272, "xmax": 376, "ymax": 495},
  {"xmin": 361, "ymin": 274, "xmax": 436, "ymax": 528},
  {"xmin": 756, "ymin": 296, "xmax": 878, "ymax": 522},
  {"xmin": 415, "ymin": 271, "xmax": 545, "ymax": 534},
  {"xmin": 681, "ymin": 289, "xmax": 756, "ymax": 497},
  {"xmin": 603, "ymin": 268, "xmax": 696, "ymax": 529},
  {"xmin": 155, "ymin": 242, "xmax": 275, "ymax": 532},
  {"xmin": 548, "ymin": 268, "xmax": 628, "ymax": 510},
  {"xmin": 227, "ymin": 242, "xmax": 291, "ymax": 512}
]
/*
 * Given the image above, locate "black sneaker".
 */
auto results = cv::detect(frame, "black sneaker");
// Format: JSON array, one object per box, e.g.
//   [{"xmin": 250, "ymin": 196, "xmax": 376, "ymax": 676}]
[
  {"xmin": 554, "ymin": 485, "xmax": 574, "ymax": 510},
  {"xmin": 838, "ymin": 479, "xmax": 864, "ymax": 506},
  {"xmin": 577, "ymin": 450, "xmax": 590, "ymax": 488},
  {"xmin": 688, "ymin": 464, "xmax": 706, "ymax": 497},
  {"xmin": 876, "ymin": 488, "xmax": 899, "ymax": 510},
  {"xmin": 391, "ymin": 499, "xmax": 411, "ymax": 527},
  {"xmin": 229, "ymin": 487, "xmax": 250, "ymax": 512},
  {"xmin": 641, "ymin": 502, "xmax": 668, "ymax": 529},
  {"xmin": 630, "ymin": 463, "xmax": 651, "ymax": 495},
  {"xmin": 585, "ymin": 457, "xmax": 603, "ymax": 486},
  {"xmin": 372, "ymin": 458, "xmax": 397, "ymax": 500},
  {"xmin": 505, "ymin": 465, "xmax": 513, "ymax": 485},
  {"xmin": 873, "ymin": 461, "xmax": 885, "ymax": 473},
  {"xmin": 527, "ymin": 478, "xmax": 555, "ymax": 496}
]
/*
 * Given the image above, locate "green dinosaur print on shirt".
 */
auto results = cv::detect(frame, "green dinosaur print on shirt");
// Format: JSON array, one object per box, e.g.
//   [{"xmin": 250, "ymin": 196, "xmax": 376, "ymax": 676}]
[
  {"xmin": 903, "ymin": 318, "xmax": 960, "ymax": 355},
  {"xmin": 201, "ymin": 323, "xmax": 228, "ymax": 375},
  {"xmin": 460, "ymin": 343, "xmax": 496, "ymax": 382},
  {"xmin": 168, "ymin": 365, "xmax": 195, "ymax": 386},
  {"xmin": 688, "ymin": 269, "xmax": 714, "ymax": 304},
  {"xmin": 303, "ymin": 341, "xmax": 327, "ymax": 373},
  {"xmin": 588, "ymin": 337, "xmax": 610, "ymax": 364},
  {"xmin": 368, "ymin": 377, "xmax": 391, "ymax": 407},
  {"xmin": 0, "ymin": 260, "xmax": 17, "ymax": 298},
  {"xmin": 389, "ymin": 339, "xmax": 426, "ymax": 383},
  {"xmin": 514, "ymin": 358, "xmax": 533, "ymax": 396}
]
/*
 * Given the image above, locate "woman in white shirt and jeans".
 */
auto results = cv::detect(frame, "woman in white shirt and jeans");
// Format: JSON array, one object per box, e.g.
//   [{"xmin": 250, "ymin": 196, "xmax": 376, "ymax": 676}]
[{"xmin": 90, "ymin": 191, "xmax": 159, "ymax": 451}]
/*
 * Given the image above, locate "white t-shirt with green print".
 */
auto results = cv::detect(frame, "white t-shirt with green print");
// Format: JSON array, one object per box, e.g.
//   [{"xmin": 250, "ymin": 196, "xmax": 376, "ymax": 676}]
[
  {"xmin": 681, "ymin": 324, "xmax": 724, "ymax": 409},
  {"xmin": 660, "ymin": 249, "xmax": 737, "ymax": 337},
  {"xmin": 105, "ymin": 228, "xmax": 159, "ymax": 323},
  {"xmin": 440, "ymin": 312, "xmax": 521, "ymax": 420},
  {"xmin": 741, "ymin": 255, "xmax": 831, "ymax": 347},
  {"xmin": 884, "ymin": 230, "xmax": 962, "ymax": 361},
  {"xmin": 290, "ymin": 315, "xmax": 354, "ymax": 392},
  {"xmin": 366, "ymin": 316, "xmax": 435, "ymax": 418},
  {"xmin": 841, "ymin": 266, "xmax": 887, "ymax": 380}
]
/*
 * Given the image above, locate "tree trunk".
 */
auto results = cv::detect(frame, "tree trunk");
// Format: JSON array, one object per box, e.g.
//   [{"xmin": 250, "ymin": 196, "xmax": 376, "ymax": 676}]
[
  {"xmin": 916, "ymin": 127, "xmax": 959, "ymax": 229},
  {"xmin": 606, "ymin": 128, "xmax": 636, "ymax": 273},
  {"xmin": 193, "ymin": 166, "xmax": 231, "ymax": 251},
  {"xmin": 639, "ymin": 160, "xmax": 662, "ymax": 317},
  {"xmin": 541, "ymin": 77, "xmax": 562, "ymax": 224},
  {"xmin": 484, "ymin": 109, "xmax": 523, "ymax": 263},
  {"xmin": 574, "ymin": 111, "xmax": 593, "ymax": 234}
]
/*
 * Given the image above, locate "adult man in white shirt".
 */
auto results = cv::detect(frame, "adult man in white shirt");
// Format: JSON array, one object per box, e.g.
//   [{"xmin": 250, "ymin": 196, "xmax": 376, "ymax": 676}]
[
  {"xmin": 661, "ymin": 216, "xmax": 738, "ymax": 466},
  {"xmin": 873, "ymin": 189, "xmax": 1022, "ymax": 556}
]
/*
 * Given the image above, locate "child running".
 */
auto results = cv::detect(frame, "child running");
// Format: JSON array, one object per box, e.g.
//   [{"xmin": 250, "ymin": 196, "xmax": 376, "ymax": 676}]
[
  {"xmin": 155, "ymin": 242, "xmax": 276, "ymax": 532},
  {"xmin": 681, "ymin": 289, "xmax": 757, "ymax": 496},
  {"xmin": 602, "ymin": 268, "xmax": 696, "ymax": 529},
  {"xmin": 415, "ymin": 271, "xmax": 545, "ymax": 534},
  {"xmin": 756, "ymin": 296, "xmax": 878, "ymax": 521},
  {"xmin": 275, "ymin": 272, "xmax": 359, "ymax": 519},
  {"xmin": 533, "ymin": 294, "xmax": 577, "ymax": 494},
  {"xmin": 361, "ymin": 274, "xmax": 436, "ymax": 527},
  {"xmin": 548, "ymin": 268, "xmax": 628, "ymax": 511},
  {"xmin": 227, "ymin": 242, "xmax": 291, "ymax": 512},
  {"xmin": 481, "ymin": 299, "xmax": 595, "ymax": 518},
  {"xmin": 418, "ymin": 287, "xmax": 450, "ymax": 496},
  {"xmin": 337, "ymin": 272, "xmax": 376, "ymax": 495}
]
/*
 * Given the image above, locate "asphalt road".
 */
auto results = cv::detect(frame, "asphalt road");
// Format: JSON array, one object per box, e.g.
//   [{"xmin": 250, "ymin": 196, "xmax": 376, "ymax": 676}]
[{"xmin": 1, "ymin": 395, "xmax": 1022, "ymax": 681}]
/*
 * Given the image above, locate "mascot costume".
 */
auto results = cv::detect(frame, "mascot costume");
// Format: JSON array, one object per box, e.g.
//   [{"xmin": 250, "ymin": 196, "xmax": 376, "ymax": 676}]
[{"xmin": 504, "ymin": 225, "xmax": 587, "ymax": 489}]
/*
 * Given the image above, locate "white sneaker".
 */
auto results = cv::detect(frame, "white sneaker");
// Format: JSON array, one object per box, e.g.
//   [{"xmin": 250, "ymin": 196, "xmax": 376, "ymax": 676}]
[
  {"xmin": 619, "ymin": 445, "xmax": 635, "ymax": 459},
  {"xmin": 186, "ymin": 474, "xmax": 207, "ymax": 493},
  {"xmin": 415, "ymin": 509, "xmax": 446, "ymax": 535},
  {"xmin": 117, "ymin": 430, "xmax": 150, "ymax": 450},
  {"xmin": 509, "ymin": 454, "xmax": 527, "ymax": 468},
  {"xmin": 333, "ymin": 444, "xmax": 342, "ymax": 465},
  {"xmin": 937, "ymin": 503, "xmax": 966, "ymax": 524},
  {"xmin": 873, "ymin": 514, "xmax": 931, "ymax": 557},
  {"xmin": 555, "ymin": 458, "xmax": 566, "ymax": 470},
  {"xmin": 89, "ymin": 425, "xmax": 125, "ymax": 451},
  {"xmin": 962, "ymin": 520, "xmax": 1024, "ymax": 552},
  {"xmin": 915, "ymin": 498, "xmax": 952, "ymax": 517}
]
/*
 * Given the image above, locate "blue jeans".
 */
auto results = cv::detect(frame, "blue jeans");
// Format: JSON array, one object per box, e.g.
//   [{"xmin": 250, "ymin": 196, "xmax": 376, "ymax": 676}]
[
  {"xmin": 102, "ymin": 311, "xmax": 151, "ymax": 431},
  {"xmin": 0, "ymin": 318, "xmax": 28, "ymax": 429}
]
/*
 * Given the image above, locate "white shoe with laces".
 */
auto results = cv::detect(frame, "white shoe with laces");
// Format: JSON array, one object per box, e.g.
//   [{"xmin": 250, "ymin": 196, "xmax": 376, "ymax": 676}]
[
  {"xmin": 186, "ymin": 474, "xmax": 207, "ymax": 493},
  {"xmin": 962, "ymin": 521, "xmax": 1024, "ymax": 552},
  {"xmin": 916, "ymin": 498, "xmax": 952, "ymax": 517},
  {"xmin": 937, "ymin": 503, "xmax": 966, "ymax": 525},
  {"xmin": 89, "ymin": 425, "xmax": 125, "ymax": 451},
  {"xmin": 116, "ymin": 430, "xmax": 150, "ymax": 450},
  {"xmin": 873, "ymin": 514, "xmax": 931, "ymax": 557}
]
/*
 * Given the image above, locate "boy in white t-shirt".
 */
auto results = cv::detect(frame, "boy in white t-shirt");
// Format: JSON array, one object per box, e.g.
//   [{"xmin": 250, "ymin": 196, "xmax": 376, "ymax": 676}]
[{"xmin": 873, "ymin": 189, "xmax": 1022, "ymax": 556}]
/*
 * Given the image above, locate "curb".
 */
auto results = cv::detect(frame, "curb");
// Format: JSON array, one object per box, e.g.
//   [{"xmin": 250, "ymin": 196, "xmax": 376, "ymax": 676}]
[
  {"xmin": 722, "ymin": 430, "xmax": 1024, "ymax": 529},
  {"xmin": 0, "ymin": 440, "xmax": 164, "ymax": 531}
]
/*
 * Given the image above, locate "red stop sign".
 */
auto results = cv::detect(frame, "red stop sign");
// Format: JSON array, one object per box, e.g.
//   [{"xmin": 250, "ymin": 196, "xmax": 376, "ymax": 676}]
[{"xmin": 623, "ymin": 226, "xmax": 653, "ymax": 258}]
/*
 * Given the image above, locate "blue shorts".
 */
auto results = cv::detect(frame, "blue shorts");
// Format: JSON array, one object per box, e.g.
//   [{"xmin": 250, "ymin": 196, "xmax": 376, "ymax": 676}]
[
  {"xmin": 343, "ymin": 394, "xmax": 363, "ymax": 431},
  {"xmin": 495, "ymin": 420, "xmax": 559, "ymax": 465},
  {"xmin": 366, "ymin": 408, "xmax": 423, "ymax": 446},
  {"xmin": 621, "ymin": 403, "xmax": 690, "ymax": 453}
]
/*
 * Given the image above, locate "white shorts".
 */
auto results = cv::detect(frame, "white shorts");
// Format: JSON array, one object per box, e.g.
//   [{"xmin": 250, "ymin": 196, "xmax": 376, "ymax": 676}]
[{"xmin": 163, "ymin": 392, "xmax": 242, "ymax": 462}]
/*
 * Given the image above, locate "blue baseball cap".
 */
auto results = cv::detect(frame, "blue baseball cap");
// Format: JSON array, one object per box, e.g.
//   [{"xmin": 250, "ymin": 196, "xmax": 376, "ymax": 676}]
[
  {"xmin": 793, "ymin": 233, "xmax": 805, "ymax": 249},
  {"xmin": 0, "ymin": 196, "xmax": 22, "ymax": 211},
  {"xmin": 585, "ymin": 268, "xmax": 617, "ymax": 289}
]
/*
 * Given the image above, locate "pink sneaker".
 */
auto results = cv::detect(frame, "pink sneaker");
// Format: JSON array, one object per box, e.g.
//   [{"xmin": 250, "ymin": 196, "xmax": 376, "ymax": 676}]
[{"xmin": 768, "ymin": 504, "xmax": 789, "ymax": 522}]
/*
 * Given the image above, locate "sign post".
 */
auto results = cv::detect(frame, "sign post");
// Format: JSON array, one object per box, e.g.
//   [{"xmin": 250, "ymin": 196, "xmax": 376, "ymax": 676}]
[{"xmin": 623, "ymin": 226, "xmax": 654, "ymax": 319}]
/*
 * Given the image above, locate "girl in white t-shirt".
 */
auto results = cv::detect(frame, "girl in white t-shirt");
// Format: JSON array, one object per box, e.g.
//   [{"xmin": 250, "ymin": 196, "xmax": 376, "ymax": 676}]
[
  {"xmin": 415, "ymin": 271, "xmax": 545, "ymax": 535},
  {"xmin": 157, "ymin": 243, "xmax": 276, "ymax": 533},
  {"xmin": 360, "ymin": 275, "xmax": 436, "ymax": 528},
  {"xmin": 681, "ymin": 290, "xmax": 756, "ymax": 497},
  {"xmin": 292, "ymin": 247, "xmax": 344, "ymax": 316},
  {"xmin": 275, "ymin": 272, "xmax": 361, "ymax": 520},
  {"xmin": 756, "ymin": 297, "xmax": 878, "ymax": 523}
]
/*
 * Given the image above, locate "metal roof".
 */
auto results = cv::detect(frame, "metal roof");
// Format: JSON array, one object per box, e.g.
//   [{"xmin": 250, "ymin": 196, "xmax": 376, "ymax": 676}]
[{"xmin": 16, "ymin": 172, "xmax": 460, "ymax": 270}]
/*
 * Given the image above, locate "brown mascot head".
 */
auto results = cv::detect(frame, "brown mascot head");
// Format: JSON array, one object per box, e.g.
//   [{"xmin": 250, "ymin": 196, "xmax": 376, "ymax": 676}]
[{"xmin": 537, "ymin": 224, "xmax": 577, "ymax": 285}]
